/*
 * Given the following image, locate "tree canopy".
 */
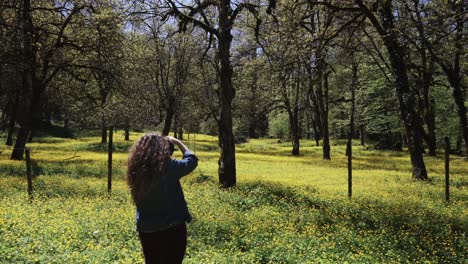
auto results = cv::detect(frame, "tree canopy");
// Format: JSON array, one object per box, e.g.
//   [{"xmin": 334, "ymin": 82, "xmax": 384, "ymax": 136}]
[{"xmin": 0, "ymin": 0, "xmax": 466, "ymax": 184}]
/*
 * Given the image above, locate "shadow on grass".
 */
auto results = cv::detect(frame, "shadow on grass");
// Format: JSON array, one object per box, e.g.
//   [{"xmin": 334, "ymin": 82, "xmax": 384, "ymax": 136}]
[
  {"xmin": 73, "ymin": 142, "xmax": 134, "ymax": 153},
  {"xmin": 0, "ymin": 159, "xmax": 43, "ymax": 177},
  {"xmin": 1, "ymin": 159, "xmax": 124, "ymax": 179},
  {"xmin": 184, "ymin": 180, "xmax": 466, "ymax": 262},
  {"xmin": 188, "ymin": 143, "xmax": 219, "ymax": 152},
  {"xmin": 1, "ymin": 169, "xmax": 463, "ymax": 262}
]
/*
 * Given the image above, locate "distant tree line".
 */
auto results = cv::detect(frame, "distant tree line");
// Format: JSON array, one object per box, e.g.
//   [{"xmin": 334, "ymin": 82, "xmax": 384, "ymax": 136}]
[{"xmin": 0, "ymin": 0, "xmax": 466, "ymax": 185}]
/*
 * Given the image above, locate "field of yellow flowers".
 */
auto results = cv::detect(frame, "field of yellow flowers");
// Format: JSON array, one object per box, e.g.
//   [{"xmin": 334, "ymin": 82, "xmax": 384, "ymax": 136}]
[{"xmin": 0, "ymin": 131, "xmax": 466, "ymax": 263}]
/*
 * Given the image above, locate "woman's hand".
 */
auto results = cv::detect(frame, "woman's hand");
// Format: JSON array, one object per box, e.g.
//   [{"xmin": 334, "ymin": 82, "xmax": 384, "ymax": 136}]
[
  {"xmin": 165, "ymin": 136, "xmax": 179, "ymax": 144},
  {"xmin": 165, "ymin": 136, "xmax": 189, "ymax": 154}
]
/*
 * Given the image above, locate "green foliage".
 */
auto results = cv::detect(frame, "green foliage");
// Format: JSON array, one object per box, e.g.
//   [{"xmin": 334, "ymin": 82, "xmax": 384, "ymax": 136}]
[
  {"xmin": 0, "ymin": 132, "xmax": 466, "ymax": 263},
  {"xmin": 268, "ymin": 112, "xmax": 290, "ymax": 139},
  {"xmin": 199, "ymin": 119, "xmax": 218, "ymax": 136}
]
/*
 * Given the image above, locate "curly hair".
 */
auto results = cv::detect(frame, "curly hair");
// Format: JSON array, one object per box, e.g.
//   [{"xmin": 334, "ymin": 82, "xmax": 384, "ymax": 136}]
[{"xmin": 127, "ymin": 132, "xmax": 171, "ymax": 204}]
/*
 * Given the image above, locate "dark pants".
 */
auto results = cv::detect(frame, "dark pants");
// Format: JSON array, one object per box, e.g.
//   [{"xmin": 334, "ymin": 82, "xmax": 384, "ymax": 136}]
[{"xmin": 138, "ymin": 223, "xmax": 187, "ymax": 264}]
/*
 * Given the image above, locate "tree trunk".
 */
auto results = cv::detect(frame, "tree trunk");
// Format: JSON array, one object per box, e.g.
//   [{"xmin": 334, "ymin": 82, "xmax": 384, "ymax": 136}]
[
  {"xmin": 11, "ymin": 0, "xmax": 34, "ymax": 161},
  {"xmin": 424, "ymin": 97, "xmax": 437, "ymax": 156},
  {"xmin": 387, "ymin": 43, "xmax": 428, "ymax": 179},
  {"xmin": 5, "ymin": 124, "xmax": 14, "ymax": 146},
  {"xmin": 11, "ymin": 127, "xmax": 29, "ymax": 160},
  {"xmin": 445, "ymin": 1, "xmax": 467, "ymax": 159},
  {"xmin": 321, "ymin": 71, "xmax": 331, "ymax": 160},
  {"xmin": 1, "ymin": 90, "xmax": 9, "ymax": 132},
  {"xmin": 27, "ymin": 129, "xmax": 34, "ymax": 143},
  {"xmin": 436, "ymin": 1, "xmax": 467, "ymax": 159},
  {"xmin": 312, "ymin": 114, "xmax": 320, "ymax": 146},
  {"xmin": 0, "ymin": 107, "xmax": 5, "ymax": 132},
  {"xmin": 357, "ymin": 0, "xmax": 428, "ymax": 179},
  {"xmin": 177, "ymin": 128, "xmax": 183, "ymax": 140},
  {"xmin": 27, "ymin": 101, "xmax": 41, "ymax": 143},
  {"xmin": 413, "ymin": 3, "xmax": 437, "ymax": 157},
  {"xmin": 418, "ymin": 58, "xmax": 437, "ymax": 156},
  {"xmin": 0, "ymin": 113, "xmax": 5, "ymax": 132},
  {"xmin": 307, "ymin": 70, "xmax": 321, "ymax": 147},
  {"xmin": 41, "ymin": 95, "xmax": 52, "ymax": 127},
  {"xmin": 217, "ymin": 0, "xmax": 236, "ymax": 188},
  {"xmin": 162, "ymin": 106, "xmax": 175, "ymax": 136},
  {"xmin": 101, "ymin": 121, "xmax": 107, "ymax": 143},
  {"xmin": 6, "ymin": 92, "xmax": 20, "ymax": 146},
  {"xmin": 173, "ymin": 110, "xmax": 179, "ymax": 138},
  {"xmin": 447, "ymin": 73, "xmax": 468, "ymax": 159},
  {"xmin": 248, "ymin": 121, "xmax": 257, "ymax": 139},
  {"xmin": 64, "ymin": 118, "xmax": 73, "ymax": 138},
  {"xmin": 283, "ymin": 73, "xmax": 301, "ymax": 156},
  {"xmin": 5, "ymin": 0, "xmax": 22, "ymax": 146},
  {"xmin": 248, "ymin": 52, "xmax": 259, "ymax": 139},
  {"xmin": 455, "ymin": 128, "xmax": 462, "ymax": 153},
  {"xmin": 360, "ymin": 125, "xmax": 365, "ymax": 146},
  {"xmin": 347, "ymin": 63, "xmax": 357, "ymax": 156},
  {"xmin": 124, "ymin": 125, "xmax": 130, "ymax": 141},
  {"xmin": 289, "ymin": 106, "xmax": 300, "ymax": 156},
  {"xmin": 383, "ymin": 5, "xmax": 428, "ymax": 179}
]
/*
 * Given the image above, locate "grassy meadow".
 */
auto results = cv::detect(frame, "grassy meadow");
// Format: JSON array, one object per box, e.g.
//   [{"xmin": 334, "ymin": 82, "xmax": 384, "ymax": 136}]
[{"xmin": 0, "ymin": 131, "xmax": 466, "ymax": 263}]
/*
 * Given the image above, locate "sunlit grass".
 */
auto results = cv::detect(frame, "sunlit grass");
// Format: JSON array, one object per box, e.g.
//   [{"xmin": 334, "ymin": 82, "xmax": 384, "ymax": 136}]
[{"xmin": 0, "ymin": 131, "xmax": 466, "ymax": 263}]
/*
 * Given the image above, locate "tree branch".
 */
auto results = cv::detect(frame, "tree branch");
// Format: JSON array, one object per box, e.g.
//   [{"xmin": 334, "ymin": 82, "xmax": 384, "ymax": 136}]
[
  {"xmin": 231, "ymin": 3, "xmax": 258, "ymax": 23},
  {"xmin": 41, "ymin": 5, "xmax": 85, "ymax": 81},
  {"xmin": 307, "ymin": 1, "xmax": 361, "ymax": 12},
  {"xmin": 354, "ymin": 0, "xmax": 386, "ymax": 36},
  {"xmin": 164, "ymin": 0, "xmax": 219, "ymax": 37}
]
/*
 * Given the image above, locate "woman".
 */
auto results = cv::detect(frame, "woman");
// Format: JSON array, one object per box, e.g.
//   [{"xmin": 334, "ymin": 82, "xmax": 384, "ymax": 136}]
[{"xmin": 127, "ymin": 132, "xmax": 198, "ymax": 264}]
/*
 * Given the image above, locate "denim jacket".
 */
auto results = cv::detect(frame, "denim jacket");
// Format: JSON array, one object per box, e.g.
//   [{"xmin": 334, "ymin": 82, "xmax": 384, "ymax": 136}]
[{"xmin": 136, "ymin": 150, "xmax": 198, "ymax": 233}]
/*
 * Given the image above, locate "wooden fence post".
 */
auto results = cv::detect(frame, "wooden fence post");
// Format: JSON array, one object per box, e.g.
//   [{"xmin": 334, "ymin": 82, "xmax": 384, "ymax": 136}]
[
  {"xmin": 108, "ymin": 126, "xmax": 113, "ymax": 194},
  {"xmin": 445, "ymin": 136, "xmax": 450, "ymax": 203},
  {"xmin": 347, "ymin": 133, "xmax": 352, "ymax": 198},
  {"xmin": 25, "ymin": 148, "xmax": 33, "ymax": 201}
]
